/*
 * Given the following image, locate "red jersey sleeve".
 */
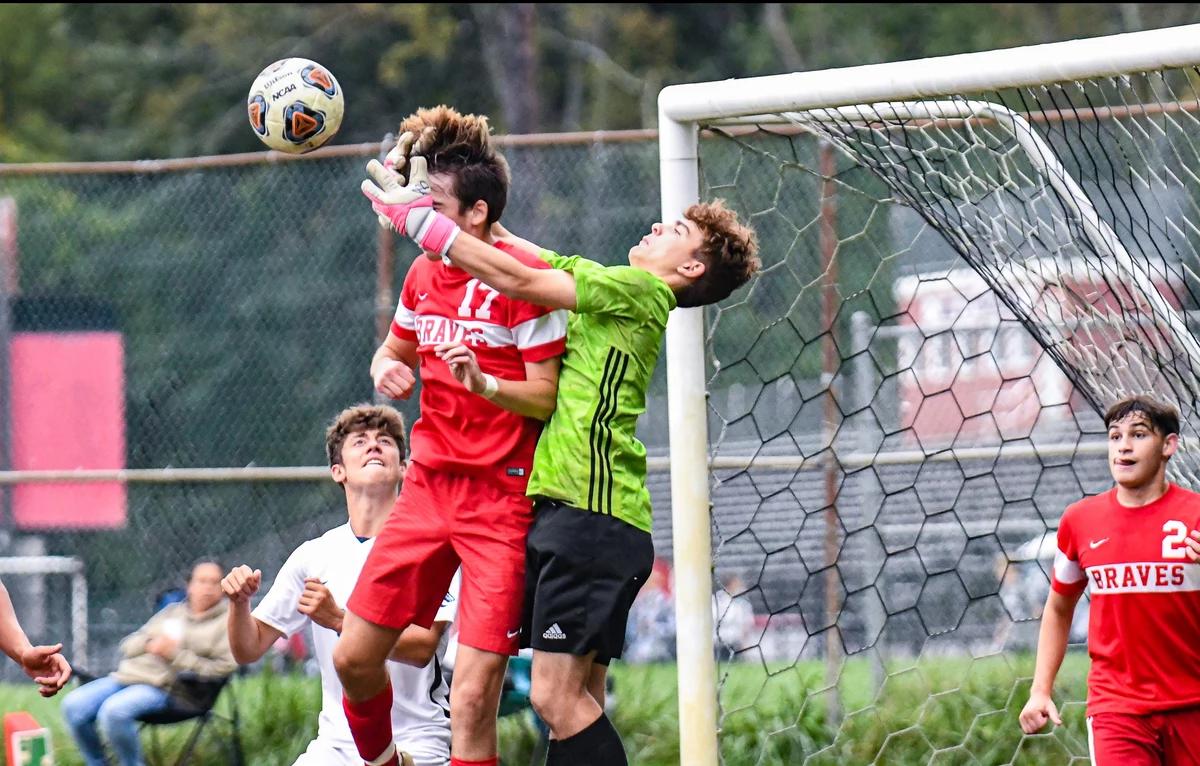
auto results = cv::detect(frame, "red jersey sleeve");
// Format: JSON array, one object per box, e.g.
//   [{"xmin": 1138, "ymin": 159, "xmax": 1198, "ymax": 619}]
[
  {"xmin": 390, "ymin": 260, "xmax": 421, "ymax": 343},
  {"xmin": 1050, "ymin": 508, "xmax": 1088, "ymax": 596},
  {"xmin": 495, "ymin": 242, "xmax": 567, "ymax": 363}
]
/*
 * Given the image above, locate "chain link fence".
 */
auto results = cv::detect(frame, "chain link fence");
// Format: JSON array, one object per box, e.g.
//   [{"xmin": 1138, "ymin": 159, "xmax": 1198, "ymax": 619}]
[
  {"xmin": 0, "ymin": 129, "xmax": 1103, "ymax": 693},
  {"xmin": 0, "ymin": 133, "xmax": 667, "ymax": 675}
]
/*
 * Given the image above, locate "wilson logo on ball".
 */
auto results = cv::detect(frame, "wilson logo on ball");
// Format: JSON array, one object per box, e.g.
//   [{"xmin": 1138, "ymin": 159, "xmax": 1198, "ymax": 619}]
[
  {"xmin": 301, "ymin": 65, "xmax": 337, "ymax": 97},
  {"xmin": 283, "ymin": 103, "xmax": 326, "ymax": 143},
  {"xmin": 247, "ymin": 95, "xmax": 268, "ymax": 136}
]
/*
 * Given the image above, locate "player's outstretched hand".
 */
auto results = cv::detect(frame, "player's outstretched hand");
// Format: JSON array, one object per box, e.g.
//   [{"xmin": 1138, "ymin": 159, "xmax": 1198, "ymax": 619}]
[
  {"xmin": 372, "ymin": 131, "xmax": 416, "ymax": 230},
  {"xmin": 1185, "ymin": 529, "xmax": 1200, "ymax": 562},
  {"xmin": 373, "ymin": 358, "xmax": 417, "ymax": 401},
  {"xmin": 222, "ymin": 565, "xmax": 261, "ymax": 605},
  {"xmin": 435, "ymin": 341, "xmax": 486, "ymax": 394},
  {"xmin": 298, "ymin": 578, "xmax": 344, "ymax": 634},
  {"xmin": 20, "ymin": 644, "xmax": 71, "ymax": 697},
  {"xmin": 1018, "ymin": 692, "xmax": 1062, "ymax": 734},
  {"xmin": 363, "ymin": 155, "xmax": 432, "ymax": 233},
  {"xmin": 363, "ymin": 155, "xmax": 460, "ymax": 257}
]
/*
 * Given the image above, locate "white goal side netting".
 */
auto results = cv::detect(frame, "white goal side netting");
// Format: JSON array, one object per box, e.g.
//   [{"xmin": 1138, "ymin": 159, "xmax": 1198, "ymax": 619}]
[{"xmin": 688, "ymin": 65, "xmax": 1200, "ymax": 764}]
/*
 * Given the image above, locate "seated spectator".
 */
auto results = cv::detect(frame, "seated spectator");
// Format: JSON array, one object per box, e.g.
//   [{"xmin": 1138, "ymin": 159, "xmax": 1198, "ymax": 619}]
[{"xmin": 60, "ymin": 558, "xmax": 235, "ymax": 766}]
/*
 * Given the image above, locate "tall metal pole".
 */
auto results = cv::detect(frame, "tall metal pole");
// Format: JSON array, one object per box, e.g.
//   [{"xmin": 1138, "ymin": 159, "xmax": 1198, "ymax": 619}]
[
  {"xmin": 375, "ymin": 216, "xmax": 395, "ymax": 345},
  {"xmin": 373, "ymin": 137, "xmax": 396, "ymax": 406},
  {"xmin": 819, "ymin": 141, "xmax": 843, "ymax": 729},
  {"xmin": 659, "ymin": 110, "xmax": 719, "ymax": 765},
  {"xmin": 0, "ymin": 198, "xmax": 16, "ymax": 537}
]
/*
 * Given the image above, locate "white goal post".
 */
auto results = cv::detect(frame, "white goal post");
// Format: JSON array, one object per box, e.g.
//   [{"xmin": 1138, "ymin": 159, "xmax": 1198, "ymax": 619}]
[{"xmin": 658, "ymin": 23, "xmax": 1200, "ymax": 764}]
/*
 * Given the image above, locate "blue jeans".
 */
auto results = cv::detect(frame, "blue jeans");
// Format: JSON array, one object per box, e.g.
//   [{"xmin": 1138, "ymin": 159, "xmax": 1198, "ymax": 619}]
[{"xmin": 60, "ymin": 676, "xmax": 170, "ymax": 766}]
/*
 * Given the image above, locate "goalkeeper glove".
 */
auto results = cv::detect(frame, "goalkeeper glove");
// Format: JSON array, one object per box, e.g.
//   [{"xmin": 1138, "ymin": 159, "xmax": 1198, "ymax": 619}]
[
  {"xmin": 362, "ymin": 155, "xmax": 460, "ymax": 257},
  {"xmin": 382, "ymin": 131, "xmax": 415, "ymax": 181},
  {"xmin": 373, "ymin": 131, "xmax": 413, "ymax": 230}
]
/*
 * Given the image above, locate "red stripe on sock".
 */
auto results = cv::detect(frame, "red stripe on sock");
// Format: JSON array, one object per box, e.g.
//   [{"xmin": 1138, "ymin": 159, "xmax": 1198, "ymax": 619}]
[
  {"xmin": 343, "ymin": 684, "xmax": 394, "ymax": 762},
  {"xmin": 450, "ymin": 758, "xmax": 498, "ymax": 766}
]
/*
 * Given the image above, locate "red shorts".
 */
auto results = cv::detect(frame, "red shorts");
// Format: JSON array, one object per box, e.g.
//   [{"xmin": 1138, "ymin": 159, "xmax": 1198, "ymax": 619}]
[
  {"xmin": 1088, "ymin": 706, "xmax": 1200, "ymax": 765},
  {"xmin": 346, "ymin": 461, "xmax": 534, "ymax": 655}
]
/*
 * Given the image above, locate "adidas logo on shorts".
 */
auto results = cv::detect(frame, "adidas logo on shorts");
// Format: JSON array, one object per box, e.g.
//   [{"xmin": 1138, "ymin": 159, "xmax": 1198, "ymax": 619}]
[{"xmin": 542, "ymin": 623, "xmax": 567, "ymax": 640}]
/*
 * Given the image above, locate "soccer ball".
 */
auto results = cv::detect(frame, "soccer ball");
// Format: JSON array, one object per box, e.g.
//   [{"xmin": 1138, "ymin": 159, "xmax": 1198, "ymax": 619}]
[{"xmin": 247, "ymin": 58, "xmax": 344, "ymax": 154}]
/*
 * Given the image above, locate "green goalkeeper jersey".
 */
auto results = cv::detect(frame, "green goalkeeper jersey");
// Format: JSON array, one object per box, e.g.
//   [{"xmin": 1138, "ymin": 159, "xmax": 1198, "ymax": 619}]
[{"xmin": 526, "ymin": 249, "xmax": 677, "ymax": 533}]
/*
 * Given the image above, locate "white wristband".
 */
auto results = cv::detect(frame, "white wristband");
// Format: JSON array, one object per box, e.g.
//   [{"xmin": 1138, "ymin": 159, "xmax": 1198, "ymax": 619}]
[{"xmin": 481, "ymin": 374, "xmax": 499, "ymax": 399}]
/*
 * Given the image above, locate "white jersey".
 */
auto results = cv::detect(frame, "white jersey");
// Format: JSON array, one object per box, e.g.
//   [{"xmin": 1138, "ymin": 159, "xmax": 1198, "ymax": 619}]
[{"xmin": 253, "ymin": 523, "xmax": 457, "ymax": 764}]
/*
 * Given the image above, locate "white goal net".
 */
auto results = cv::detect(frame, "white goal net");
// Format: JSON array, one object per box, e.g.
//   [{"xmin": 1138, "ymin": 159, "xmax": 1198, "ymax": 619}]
[{"xmin": 658, "ymin": 24, "xmax": 1200, "ymax": 765}]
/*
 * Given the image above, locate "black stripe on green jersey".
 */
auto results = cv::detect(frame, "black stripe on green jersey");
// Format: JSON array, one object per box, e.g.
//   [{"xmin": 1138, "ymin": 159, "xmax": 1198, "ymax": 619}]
[
  {"xmin": 588, "ymin": 347, "xmax": 630, "ymax": 514},
  {"xmin": 602, "ymin": 351, "xmax": 629, "ymax": 513}
]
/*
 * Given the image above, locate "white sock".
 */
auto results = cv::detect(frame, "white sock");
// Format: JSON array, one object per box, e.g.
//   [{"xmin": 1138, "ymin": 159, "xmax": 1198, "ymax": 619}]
[{"xmin": 365, "ymin": 743, "xmax": 396, "ymax": 766}]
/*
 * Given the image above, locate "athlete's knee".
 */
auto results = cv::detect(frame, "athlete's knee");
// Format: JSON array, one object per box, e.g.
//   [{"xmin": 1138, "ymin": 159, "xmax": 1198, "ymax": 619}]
[
  {"xmin": 529, "ymin": 676, "xmax": 584, "ymax": 730},
  {"xmin": 332, "ymin": 639, "xmax": 380, "ymax": 695},
  {"xmin": 449, "ymin": 671, "xmax": 501, "ymax": 729}
]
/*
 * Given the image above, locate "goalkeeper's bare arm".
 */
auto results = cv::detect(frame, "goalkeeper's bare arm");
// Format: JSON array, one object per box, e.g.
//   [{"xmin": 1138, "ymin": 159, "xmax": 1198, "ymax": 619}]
[{"xmin": 364, "ymin": 156, "xmax": 759, "ymax": 311}]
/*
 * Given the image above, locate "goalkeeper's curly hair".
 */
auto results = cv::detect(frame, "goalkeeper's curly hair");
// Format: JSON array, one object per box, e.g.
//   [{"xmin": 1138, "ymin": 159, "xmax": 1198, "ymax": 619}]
[
  {"xmin": 399, "ymin": 105, "xmax": 511, "ymax": 225},
  {"xmin": 675, "ymin": 200, "xmax": 761, "ymax": 308}
]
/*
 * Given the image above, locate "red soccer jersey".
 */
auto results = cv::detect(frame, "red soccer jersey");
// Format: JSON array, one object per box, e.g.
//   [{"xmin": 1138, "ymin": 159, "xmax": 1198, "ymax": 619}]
[
  {"xmin": 390, "ymin": 242, "xmax": 567, "ymax": 492},
  {"xmin": 1051, "ymin": 482, "xmax": 1200, "ymax": 715}
]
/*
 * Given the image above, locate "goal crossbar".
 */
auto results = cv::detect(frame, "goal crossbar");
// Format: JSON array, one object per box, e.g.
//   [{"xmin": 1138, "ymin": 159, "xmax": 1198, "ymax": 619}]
[{"xmin": 659, "ymin": 24, "xmax": 1200, "ymax": 124}]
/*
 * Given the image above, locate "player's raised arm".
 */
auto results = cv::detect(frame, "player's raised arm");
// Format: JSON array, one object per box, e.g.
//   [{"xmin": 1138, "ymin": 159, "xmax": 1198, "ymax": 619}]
[
  {"xmin": 371, "ymin": 331, "xmax": 418, "ymax": 402},
  {"xmin": 446, "ymin": 232, "xmax": 578, "ymax": 311},
  {"xmin": 363, "ymin": 156, "xmax": 578, "ymax": 311},
  {"xmin": 222, "ymin": 564, "xmax": 283, "ymax": 664}
]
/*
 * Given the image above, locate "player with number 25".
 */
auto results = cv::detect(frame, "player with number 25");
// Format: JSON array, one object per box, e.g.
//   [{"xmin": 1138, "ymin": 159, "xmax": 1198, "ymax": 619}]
[{"xmin": 1021, "ymin": 395, "xmax": 1200, "ymax": 765}]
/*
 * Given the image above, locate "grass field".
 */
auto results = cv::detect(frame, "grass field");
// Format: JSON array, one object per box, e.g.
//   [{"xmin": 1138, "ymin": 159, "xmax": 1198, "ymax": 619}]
[{"xmin": 0, "ymin": 652, "xmax": 1092, "ymax": 765}]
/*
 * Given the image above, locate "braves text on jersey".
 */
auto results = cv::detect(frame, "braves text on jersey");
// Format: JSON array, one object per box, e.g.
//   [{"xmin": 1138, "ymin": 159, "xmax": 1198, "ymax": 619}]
[
  {"xmin": 1051, "ymin": 483, "xmax": 1200, "ymax": 715},
  {"xmin": 389, "ymin": 243, "xmax": 567, "ymax": 491}
]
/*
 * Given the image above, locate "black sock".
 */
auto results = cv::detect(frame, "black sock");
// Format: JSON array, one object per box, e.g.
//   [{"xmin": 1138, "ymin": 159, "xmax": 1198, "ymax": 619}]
[{"xmin": 555, "ymin": 712, "xmax": 628, "ymax": 766}]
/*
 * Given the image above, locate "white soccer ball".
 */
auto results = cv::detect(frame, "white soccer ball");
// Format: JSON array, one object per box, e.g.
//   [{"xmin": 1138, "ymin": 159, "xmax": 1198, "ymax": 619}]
[{"xmin": 247, "ymin": 58, "xmax": 344, "ymax": 154}]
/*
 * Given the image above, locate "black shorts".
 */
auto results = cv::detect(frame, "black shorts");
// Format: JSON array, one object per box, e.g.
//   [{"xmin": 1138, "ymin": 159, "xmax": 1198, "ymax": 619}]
[{"xmin": 520, "ymin": 499, "xmax": 655, "ymax": 663}]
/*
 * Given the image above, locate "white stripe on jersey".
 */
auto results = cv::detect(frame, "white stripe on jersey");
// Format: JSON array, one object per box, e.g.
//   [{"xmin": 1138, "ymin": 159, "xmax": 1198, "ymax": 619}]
[
  {"xmin": 394, "ymin": 303, "xmax": 417, "ymax": 332},
  {"xmin": 1085, "ymin": 561, "xmax": 1200, "ymax": 594},
  {"xmin": 512, "ymin": 310, "xmax": 567, "ymax": 351},
  {"xmin": 411, "ymin": 314, "xmax": 516, "ymax": 349},
  {"xmin": 1053, "ymin": 548, "xmax": 1087, "ymax": 584},
  {"xmin": 1087, "ymin": 716, "xmax": 1097, "ymax": 765}
]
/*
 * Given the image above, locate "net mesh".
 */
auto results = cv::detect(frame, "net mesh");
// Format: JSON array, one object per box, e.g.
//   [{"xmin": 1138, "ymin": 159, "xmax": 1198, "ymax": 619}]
[{"xmin": 691, "ymin": 68, "xmax": 1200, "ymax": 764}]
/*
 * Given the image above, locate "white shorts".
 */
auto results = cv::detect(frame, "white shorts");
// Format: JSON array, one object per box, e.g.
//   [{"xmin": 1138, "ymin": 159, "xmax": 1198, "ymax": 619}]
[{"xmin": 293, "ymin": 739, "xmax": 446, "ymax": 766}]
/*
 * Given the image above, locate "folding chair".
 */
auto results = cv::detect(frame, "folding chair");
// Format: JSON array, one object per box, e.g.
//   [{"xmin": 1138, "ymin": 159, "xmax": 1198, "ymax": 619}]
[{"xmin": 138, "ymin": 670, "xmax": 244, "ymax": 766}]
